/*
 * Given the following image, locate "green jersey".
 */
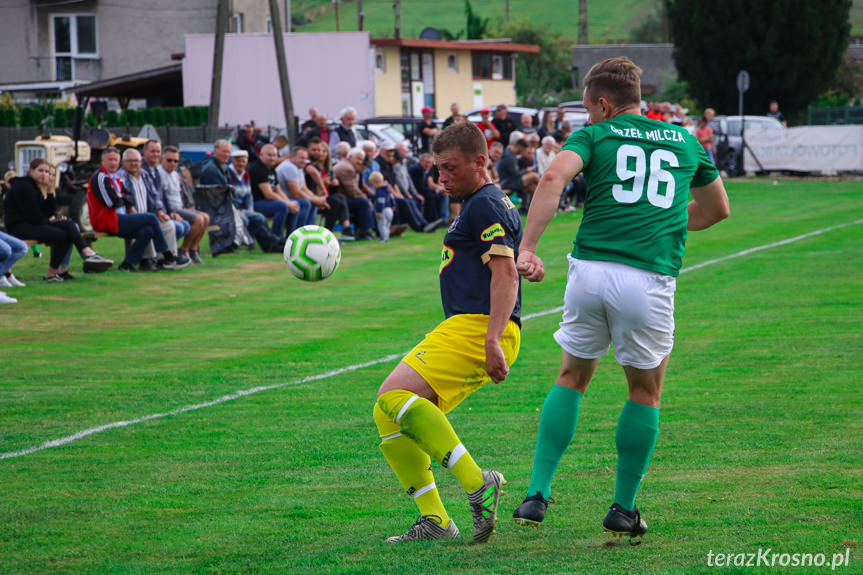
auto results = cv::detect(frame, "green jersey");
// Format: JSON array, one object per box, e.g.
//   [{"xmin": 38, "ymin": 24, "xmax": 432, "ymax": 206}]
[{"xmin": 563, "ymin": 114, "xmax": 719, "ymax": 277}]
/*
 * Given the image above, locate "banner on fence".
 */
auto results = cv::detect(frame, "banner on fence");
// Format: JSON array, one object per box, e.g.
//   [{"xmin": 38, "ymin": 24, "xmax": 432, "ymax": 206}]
[{"xmin": 744, "ymin": 126, "xmax": 863, "ymax": 173}]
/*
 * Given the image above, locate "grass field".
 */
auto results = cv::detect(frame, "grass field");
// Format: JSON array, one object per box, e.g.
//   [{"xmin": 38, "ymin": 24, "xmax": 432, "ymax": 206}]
[
  {"xmin": 295, "ymin": 0, "xmax": 863, "ymax": 39},
  {"xmin": 1, "ymin": 179, "xmax": 861, "ymax": 574}
]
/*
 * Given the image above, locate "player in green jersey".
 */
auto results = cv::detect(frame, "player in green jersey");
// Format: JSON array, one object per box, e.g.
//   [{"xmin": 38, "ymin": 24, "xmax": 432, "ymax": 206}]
[{"xmin": 512, "ymin": 57, "xmax": 730, "ymax": 543}]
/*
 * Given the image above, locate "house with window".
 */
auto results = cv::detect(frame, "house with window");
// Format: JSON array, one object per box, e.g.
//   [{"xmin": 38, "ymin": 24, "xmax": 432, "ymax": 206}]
[
  {"xmin": 370, "ymin": 38, "xmax": 539, "ymax": 117},
  {"xmin": 0, "ymin": 0, "xmax": 279, "ymax": 100}
]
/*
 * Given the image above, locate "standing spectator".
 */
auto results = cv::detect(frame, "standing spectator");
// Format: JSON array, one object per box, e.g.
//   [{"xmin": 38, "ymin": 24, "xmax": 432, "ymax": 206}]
[
  {"xmin": 368, "ymin": 171, "xmax": 396, "ymax": 242},
  {"xmin": 329, "ymin": 106, "xmax": 358, "ymax": 155},
  {"xmin": 442, "ymin": 102, "xmax": 460, "ymax": 129},
  {"xmin": 158, "ymin": 145, "xmax": 210, "ymax": 264},
  {"xmin": 332, "ymin": 148, "xmax": 375, "ymax": 240},
  {"xmin": 645, "ymin": 101, "xmax": 664, "ymax": 121},
  {"xmin": 492, "ymin": 104, "xmax": 516, "ymax": 147},
  {"xmin": 249, "ymin": 144, "xmax": 300, "ymax": 240},
  {"xmin": 551, "ymin": 121, "xmax": 572, "ymax": 144},
  {"xmin": 0, "ymin": 229, "xmax": 27, "ymax": 302},
  {"xmin": 553, "ymin": 106, "xmax": 567, "ymax": 131},
  {"xmin": 519, "ymin": 113, "xmax": 537, "ymax": 136},
  {"xmin": 86, "ymin": 148, "xmax": 178, "ymax": 272},
  {"xmin": 767, "ymin": 100, "xmax": 787, "ymax": 126},
  {"xmin": 497, "ymin": 138, "xmax": 539, "ymax": 213},
  {"xmin": 695, "ymin": 115, "xmax": 716, "ymax": 166},
  {"xmin": 236, "ymin": 124, "xmax": 260, "ymax": 161},
  {"xmin": 419, "ymin": 106, "xmax": 439, "ymax": 154},
  {"xmin": 142, "ymin": 140, "xmax": 191, "ymax": 265},
  {"xmin": 276, "ymin": 146, "xmax": 328, "ymax": 229},
  {"xmin": 476, "ymin": 108, "xmax": 500, "ymax": 148},
  {"xmin": 300, "ymin": 106, "xmax": 319, "ymax": 135},
  {"xmin": 6, "ymin": 158, "xmax": 113, "ymax": 280}
]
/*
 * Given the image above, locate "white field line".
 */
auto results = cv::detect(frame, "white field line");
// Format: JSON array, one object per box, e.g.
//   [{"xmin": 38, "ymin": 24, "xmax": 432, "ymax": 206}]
[{"xmin": 3, "ymin": 218, "xmax": 861, "ymax": 461}]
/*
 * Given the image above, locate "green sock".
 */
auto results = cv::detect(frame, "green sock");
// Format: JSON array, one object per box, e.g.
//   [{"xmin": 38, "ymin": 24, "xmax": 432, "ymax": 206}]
[
  {"xmin": 526, "ymin": 385, "xmax": 583, "ymax": 500},
  {"xmin": 614, "ymin": 399, "xmax": 660, "ymax": 511}
]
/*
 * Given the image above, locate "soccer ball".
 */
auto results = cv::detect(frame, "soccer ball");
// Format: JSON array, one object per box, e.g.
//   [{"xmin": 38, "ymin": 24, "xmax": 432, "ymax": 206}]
[{"xmin": 283, "ymin": 225, "xmax": 341, "ymax": 281}]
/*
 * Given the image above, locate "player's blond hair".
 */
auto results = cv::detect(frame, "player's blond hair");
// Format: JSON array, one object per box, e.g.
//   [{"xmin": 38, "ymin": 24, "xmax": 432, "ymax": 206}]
[{"xmin": 584, "ymin": 57, "xmax": 642, "ymax": 111}]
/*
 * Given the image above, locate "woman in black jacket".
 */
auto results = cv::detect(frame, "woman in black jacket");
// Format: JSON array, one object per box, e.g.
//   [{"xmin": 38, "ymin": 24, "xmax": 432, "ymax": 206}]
[{"xmin": 4, "ymin": 158, "xmax": 113, "ymax": 280}]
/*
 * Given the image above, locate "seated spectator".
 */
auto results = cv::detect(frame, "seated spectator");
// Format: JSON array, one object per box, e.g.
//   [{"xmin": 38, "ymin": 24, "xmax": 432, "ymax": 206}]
[
  {"xmin": 377, "ymin": 141, "xmax": 441, "ymax": 233},
  {"xmin": 305, "ymin": 138, "xmax": 351, "ymax": 234},
  {"xmin": 497, "ymin": 138, "xmax": 539, "ymax": 213},
  {"xmin": 299, "ymin": 113, "xmax": 330, "ymax": 148},
  {"xmin": 519, "ymin": 144, "xmax": 536, "ymax": 173},
  {"xmin": 142, "ymin": 140, "xmax": 191, "ymax": 264},
  {"xmin": 487, "ymin": 141, "xmax": 504, "ymax": 186},
  {"xmin": 476, "ymin": 108, "xmax": 500, "ymax": 148},
  {"xmin": 86, "ymin": 148, "xmax": 178, "ymax": 272},
  {"xmin": 0, "ymin": 229, "xmax": 27, "ymax": 303},
  {"xmin": 249, "ymin": 143, "xmax": 300, "ymax": 240},
  {"xmin": 119, "ymin": 148, "xmax": 188, "ymax": 270},
  {"xmin": 536, "ymin": 136, "xmax": 558, "ymax": 177},
  {"xmin": 368, "ymin": 171, "xmax": 396, "ymax": 242},
  {"xmin": 228, "ymin": 150, "xmax": 283, "ymax": 252},
  {"xmin": 396, "ymin": 141, "xmax": 417, "ymax": 169},
  {"xmin": 332, "ymin": 148, "xmax": 375, "ymax": 240},
  {"xmin": 416, "ymin": 153, "xmax": 449, "ymax": 224},
  {"xmin": 272, "ymin": 134, "xmax": 290, "ymax": 162},
  {"xmin": 276, "ymin": 145, "xmax": 329, "ymax": 229},
  {"xmin": 645, "ymin": 101, "xmax": 664, "ymax": 121},
  {"xmin": 360, "ymin": 141, "xmax": 381, "ymax": 187},
  {"xmin": 5, "ymin": 158, "xmax": 112, "ymax": 280},
  {"xmin": 329, "ymin": 106, "xmax": 357, "ymax": 155},
  {"xmin": 198, "ymin": 139, "xmax": 243, "ymax": 255},
  {"xmin": 158, "ymin": 145, "xmax": 210, "ymax": 264}
]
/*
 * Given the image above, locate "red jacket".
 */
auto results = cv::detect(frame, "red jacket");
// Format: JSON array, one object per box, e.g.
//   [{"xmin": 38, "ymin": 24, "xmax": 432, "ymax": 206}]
[{"xmin": 87, "ymin": 167, "xmax": 125, "ymax": 233}]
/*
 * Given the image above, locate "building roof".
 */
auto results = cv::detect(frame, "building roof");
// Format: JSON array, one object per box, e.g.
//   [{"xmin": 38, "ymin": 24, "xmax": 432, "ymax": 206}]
[
  {"xmin": 68, "ymin": 63, "xmax": 182, "ymax": 103},
  {"xmin": 370, "ymin": 38, "xmax": 539, "ymax": 54}
]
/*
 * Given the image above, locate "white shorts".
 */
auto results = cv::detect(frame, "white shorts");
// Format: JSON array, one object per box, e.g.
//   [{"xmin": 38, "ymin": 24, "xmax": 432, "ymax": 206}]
[{"xmin": 554, "ymin": 257, "xmax": 676, "ymax": 369}]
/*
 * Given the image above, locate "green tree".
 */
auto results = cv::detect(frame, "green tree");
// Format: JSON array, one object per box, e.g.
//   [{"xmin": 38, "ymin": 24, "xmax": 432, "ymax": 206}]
[
  {"xmin": 669, "ymin": 0, "xmax": 851, "ymax": 117},
  {"xmin": 465, "ymin": 0, "xmax": 489, "ymax": 40}
]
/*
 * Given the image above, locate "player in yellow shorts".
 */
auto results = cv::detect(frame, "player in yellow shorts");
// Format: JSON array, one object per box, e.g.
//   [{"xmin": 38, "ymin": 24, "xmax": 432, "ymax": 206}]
[{"xmin": 374, "ymin": 122, "xmax": 523, "ymax": 544}]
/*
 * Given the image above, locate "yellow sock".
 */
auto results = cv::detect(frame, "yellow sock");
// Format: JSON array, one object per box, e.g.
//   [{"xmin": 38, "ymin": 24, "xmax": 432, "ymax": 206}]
[
  {"xmin": 377, "ymin": 390, "xmax": 484, "ymax": 493},
  {"xmin": 374, "ymin": 403, "xmax": 450, "ymax": 526}
]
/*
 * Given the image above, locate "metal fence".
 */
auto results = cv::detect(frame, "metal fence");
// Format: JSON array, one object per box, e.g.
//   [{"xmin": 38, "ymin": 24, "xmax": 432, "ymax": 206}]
[
  {"xmin": 807, "ymin": 105, "xmax": 863, "ymax": 125},
  {"xmin": 0, "ymin": 124, "xmax": 286, "ymax": 172}
]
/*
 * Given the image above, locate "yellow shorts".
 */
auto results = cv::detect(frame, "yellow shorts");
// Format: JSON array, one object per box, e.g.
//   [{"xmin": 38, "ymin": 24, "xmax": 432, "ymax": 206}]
[{"xmin": 402, "ymin": 314, "xmax": 520, "ymax": 414}]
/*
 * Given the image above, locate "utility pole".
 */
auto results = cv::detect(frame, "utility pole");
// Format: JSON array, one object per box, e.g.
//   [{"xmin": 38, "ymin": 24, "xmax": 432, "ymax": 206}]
[
  {"xmin": 208, "ymin": 0, "xmax": 229, "ymax": 126},
  {"xmin": 661, "ymin": 0, "xmax": 670, "ymax": 43},
  {"xmin": 269, "ymin": 0, "xmax": 297, "ymax": 143},
  {"xmin": 393, "ymin": 0, "xmax": 401, "ymax": 39},
  {"xmin": 358, "ymin": 0, "xmax": 364, "ymax": 31},
  {"xmin": 577, "ymin": 0, "xmax": 589, "ymax": 45},
  {"xmin": 285, "ymin": 0, "xmax": 291, "ymax": 32},
  {"xmin": 334, "ymin": 0, "xmax": 340, "ymax": 32}
]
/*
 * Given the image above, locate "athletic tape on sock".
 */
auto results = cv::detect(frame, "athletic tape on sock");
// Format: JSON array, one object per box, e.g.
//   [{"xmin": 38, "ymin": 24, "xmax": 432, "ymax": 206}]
[
  {"xmin": 381, "ymin": 432, "xmax": 402, "ymax": 441},
  {"xmin": 412, "ymin": 482, "xmax": 437, "ymax": 499},
  {"xmin": 395, "ymin": 395, "xmax": 419, "ymax": 424},
  {"xmin": 446, "ymin": 442, "xmax": 467, "ymax": 469}
]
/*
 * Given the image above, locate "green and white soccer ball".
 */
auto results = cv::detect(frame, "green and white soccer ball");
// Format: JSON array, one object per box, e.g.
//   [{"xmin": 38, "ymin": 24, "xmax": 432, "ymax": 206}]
[{"xmin": 283, "ymin": 225, "xmax": 341, "ymax": 281}]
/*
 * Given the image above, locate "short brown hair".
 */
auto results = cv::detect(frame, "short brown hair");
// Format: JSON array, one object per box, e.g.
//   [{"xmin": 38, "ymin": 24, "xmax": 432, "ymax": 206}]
[
  {"xmin": 432, "ymin": 121, "xmax": 488, "ymax": 161},
  {"xmin": 584, "ymin": 57, "xmax": 642, "ymax": 110},
  {"xmin": 163, "ymin": 145, "xmax": 179, "ymax": 154}
]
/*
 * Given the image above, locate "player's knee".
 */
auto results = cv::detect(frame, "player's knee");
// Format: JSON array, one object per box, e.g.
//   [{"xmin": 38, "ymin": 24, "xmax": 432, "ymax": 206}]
[{"xmin": 374, "ymin": 402, "xmax": 401, "ymax": 437}]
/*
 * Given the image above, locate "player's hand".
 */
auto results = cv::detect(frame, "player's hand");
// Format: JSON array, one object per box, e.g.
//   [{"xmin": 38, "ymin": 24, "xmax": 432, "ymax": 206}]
[
  {"xmin": 485, "ymin": 340, "xmax": 509, "ymax": 384},
  {"xmin": 516, "ymin": 250, "xmax": 545, "ymax": 282}
]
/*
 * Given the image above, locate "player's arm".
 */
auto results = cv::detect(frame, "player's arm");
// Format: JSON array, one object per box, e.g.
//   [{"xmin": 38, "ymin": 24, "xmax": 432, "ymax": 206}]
[
  {"xmin": 687, "ymin": 176, "xmax": 729, "ymax": 231},
  {"xmin": 517, "ymin": 149, "xmax": 585, "ymax": 282},
  {"xmin": 486, "ymin": 254, "xmax": 519, "ymax": 384}
]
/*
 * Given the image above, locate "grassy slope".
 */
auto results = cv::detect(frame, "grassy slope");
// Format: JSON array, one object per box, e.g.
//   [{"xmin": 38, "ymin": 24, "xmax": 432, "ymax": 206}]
[
  {"xmin": 294, "ymin": 0, "xmax": 863, "ymax": 39},
  {"xmin": 1, "ymin": 180, "xmax": 861, "ymax": 573}
]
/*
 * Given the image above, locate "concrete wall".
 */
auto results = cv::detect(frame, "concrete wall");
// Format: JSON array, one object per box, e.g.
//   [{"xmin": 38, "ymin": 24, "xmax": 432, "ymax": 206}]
[
  {"xmin": 433, "ymin": 50, "xmax": 474, "ymax": 115},
  {"xmin": 0, "ymin": 0, "xmax": 217, "ymax": 84},
  {"xmin": 571, "ymin": 44, "xmax": 676, "ymax": 98},
  {"xmin": 183, "ymin": 32, "xmax": 373, "ymax": 127},
  {"xmin": 374, "ymin": 46, "xmax": 403, "ymax": 116}
]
